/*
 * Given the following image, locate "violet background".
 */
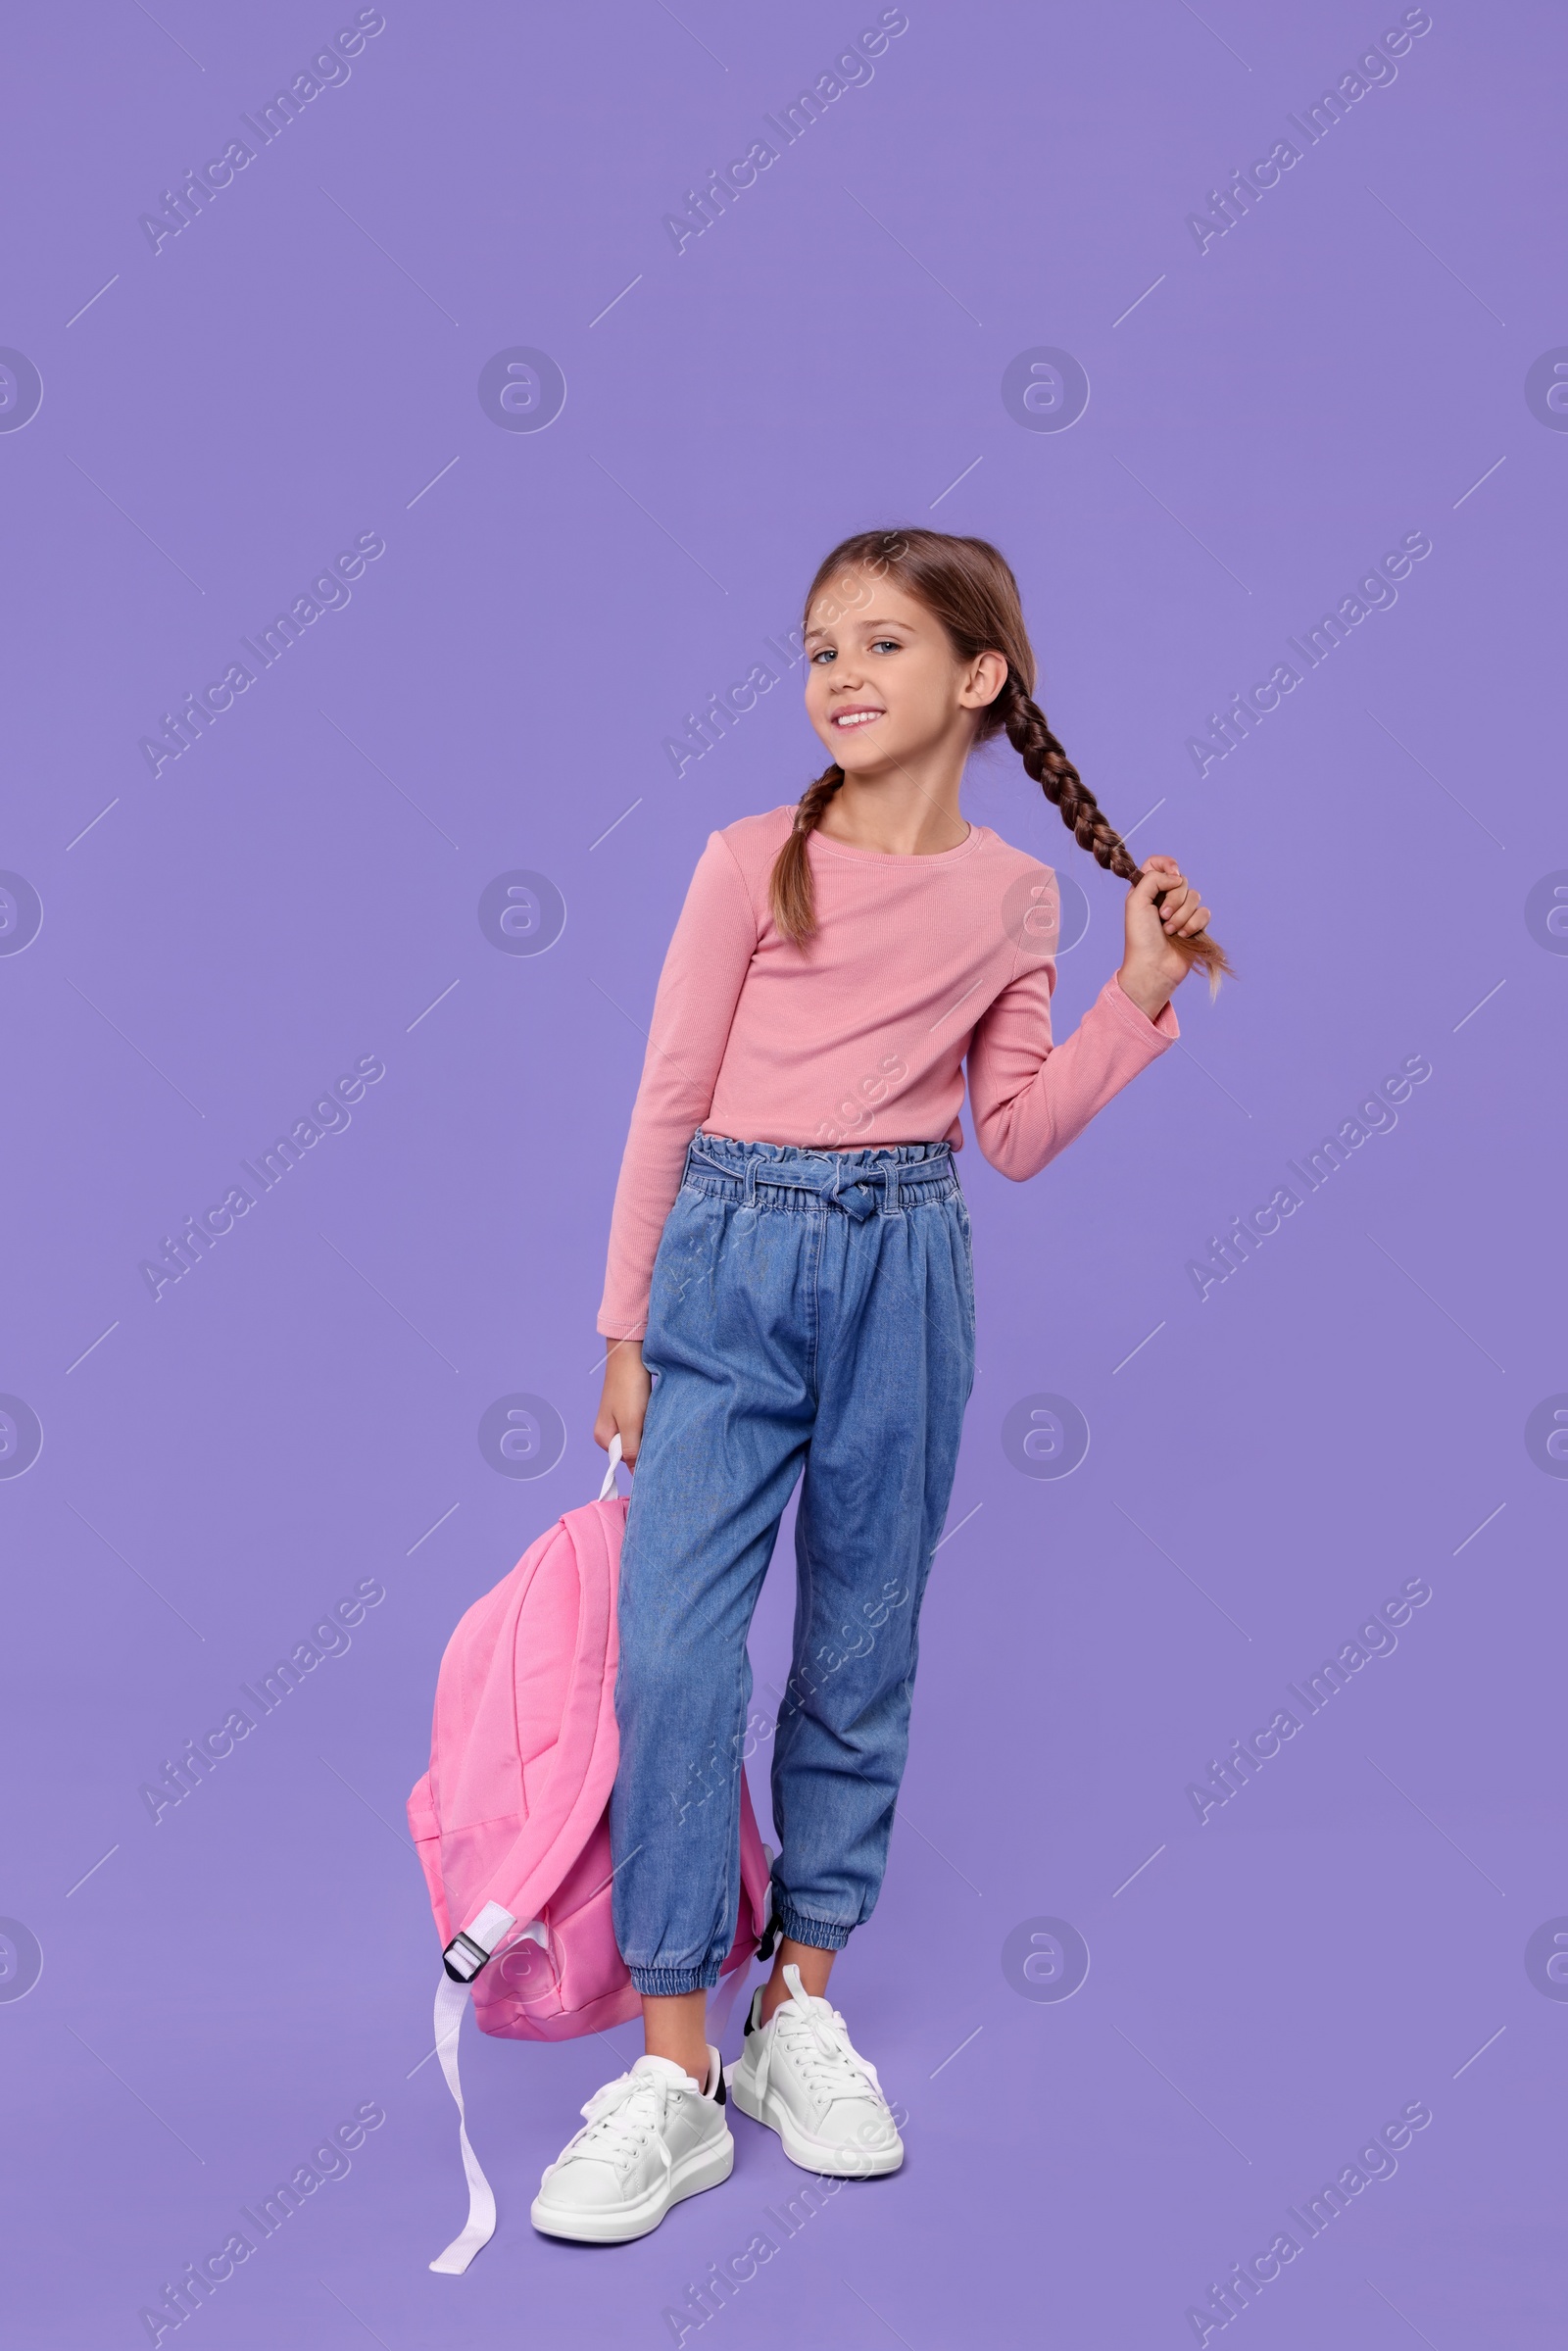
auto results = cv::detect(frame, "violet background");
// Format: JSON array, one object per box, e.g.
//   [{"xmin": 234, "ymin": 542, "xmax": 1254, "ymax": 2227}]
[{"xmin": 2, "ymin": 2, "xmax": 1563, "ymax": 2344}]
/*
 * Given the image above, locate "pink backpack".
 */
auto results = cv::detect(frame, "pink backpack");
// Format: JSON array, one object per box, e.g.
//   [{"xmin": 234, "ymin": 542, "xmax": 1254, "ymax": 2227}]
[{"xmin": 408, "ymin": 1436, "xmax": 771, "ymax": 2272}]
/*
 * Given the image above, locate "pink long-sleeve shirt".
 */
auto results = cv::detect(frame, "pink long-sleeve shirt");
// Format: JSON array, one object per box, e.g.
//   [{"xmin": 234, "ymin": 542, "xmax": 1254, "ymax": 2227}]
[{"xmin": 597, "ymin": 804, "xmax": 1178, "ymax": 1340}]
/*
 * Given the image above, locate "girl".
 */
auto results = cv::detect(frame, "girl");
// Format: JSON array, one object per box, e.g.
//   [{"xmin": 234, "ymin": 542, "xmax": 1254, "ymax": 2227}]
[{"xmin": 529, "ymin": 528, "xmax": 1224, "ymax": 2243}]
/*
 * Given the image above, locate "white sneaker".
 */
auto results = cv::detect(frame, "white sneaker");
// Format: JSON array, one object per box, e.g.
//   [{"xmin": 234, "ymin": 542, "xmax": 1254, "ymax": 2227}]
[
  {"xmin": 530, "ymin": 2046, "xmax": 733, "ymax": 2243},
  {"xmin": 726, "ymin": 1964, "xmax": 904, "ymax": 2178}
]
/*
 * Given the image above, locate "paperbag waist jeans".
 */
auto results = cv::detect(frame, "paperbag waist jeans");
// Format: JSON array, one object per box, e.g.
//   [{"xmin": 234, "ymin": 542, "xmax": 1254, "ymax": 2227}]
[{"xmin": 611, "ymin": 1130, "xmax": 976, "ymax": 1996}]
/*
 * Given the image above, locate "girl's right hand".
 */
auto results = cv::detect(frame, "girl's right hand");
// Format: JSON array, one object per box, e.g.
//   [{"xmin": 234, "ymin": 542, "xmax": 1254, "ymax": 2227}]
[{"xmin": 595, "ymin": 1338, "xmax": 652, "ymax": 1467}]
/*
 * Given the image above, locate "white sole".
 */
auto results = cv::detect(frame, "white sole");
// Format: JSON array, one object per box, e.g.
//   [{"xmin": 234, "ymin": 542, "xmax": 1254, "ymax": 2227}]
[
  {"xmin": 726, "ymin": 2066, "xmax": 904, "ymax": 2178},
  {"xmin": 529, "ymin": 2130, "xmax": 734, "ymax": 2244}
]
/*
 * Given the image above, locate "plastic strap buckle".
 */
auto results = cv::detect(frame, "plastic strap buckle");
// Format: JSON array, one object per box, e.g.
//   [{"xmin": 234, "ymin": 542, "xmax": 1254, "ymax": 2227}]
[
  {"xmin": 441, "ymin": 1899, "xmax": 518, "ymax": 1984},
  {"xmin": 442, "ymin": 1932, "xmax": 490, "ymax": 1984}
]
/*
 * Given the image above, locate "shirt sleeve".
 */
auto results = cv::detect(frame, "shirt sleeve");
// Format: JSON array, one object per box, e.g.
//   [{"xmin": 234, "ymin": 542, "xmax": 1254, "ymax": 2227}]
[
  {"xmin": 597, "ymin": 832, "xmax": 760, "ymax": 1341},
  {"xmin": 966, "ymin": 912, "xmax": 1180, "ymax": 1182}
]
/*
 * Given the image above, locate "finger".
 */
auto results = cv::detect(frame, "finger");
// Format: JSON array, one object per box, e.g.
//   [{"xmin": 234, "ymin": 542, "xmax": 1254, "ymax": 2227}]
[
  {"xmin": 1158, "ymin": 884, "xmax": 1193, "ymax": 926},
  {"xmin": 1176, "ymin": 903, "xmax": 1211, "ymax": 938}
]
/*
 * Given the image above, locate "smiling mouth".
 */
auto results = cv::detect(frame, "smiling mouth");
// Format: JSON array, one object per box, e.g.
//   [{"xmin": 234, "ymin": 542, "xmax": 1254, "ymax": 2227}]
[{"xmin": 831, "ymin": 707, "xmax": 886, "ymax": 730}]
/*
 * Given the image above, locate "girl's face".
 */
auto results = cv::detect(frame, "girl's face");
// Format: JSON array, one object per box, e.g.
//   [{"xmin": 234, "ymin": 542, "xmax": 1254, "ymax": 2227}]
[{"xmin": 802, "ymin": 569, "xmax": 1005, "ymax": 773}]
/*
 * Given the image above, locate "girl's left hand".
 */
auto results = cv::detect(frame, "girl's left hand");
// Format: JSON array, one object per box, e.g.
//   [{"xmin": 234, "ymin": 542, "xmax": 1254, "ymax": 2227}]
[{"xmin": 1116, "ymin": 855, "xmax": 1211, "ymax": 1020}]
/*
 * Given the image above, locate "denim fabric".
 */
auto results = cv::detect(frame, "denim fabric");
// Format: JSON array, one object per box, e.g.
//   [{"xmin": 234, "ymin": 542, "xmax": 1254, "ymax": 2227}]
[{"xmin": 610, "ymin": 1130, "xmax": 976, "ymax": 1996}]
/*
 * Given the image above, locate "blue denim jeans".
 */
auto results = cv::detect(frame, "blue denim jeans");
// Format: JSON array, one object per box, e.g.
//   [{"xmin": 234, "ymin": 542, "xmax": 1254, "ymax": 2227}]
[{"xmin": 610, "ymin": 1130, "xmax": 976, "ymax": 1996}]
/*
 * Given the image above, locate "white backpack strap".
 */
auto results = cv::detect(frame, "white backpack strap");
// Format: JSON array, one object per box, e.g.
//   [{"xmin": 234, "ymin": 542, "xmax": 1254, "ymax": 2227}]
[
  {"xmin": 428, "ymin": 1972, "xmax": 494, "ymax": 2274},
  {"xmin": 597, "ymin": 1429, "xmax": 624, "ymax": 1501},
  {"xmin": 428, "ymin": 1909, "xmax": 549, "ymax": 2275}
]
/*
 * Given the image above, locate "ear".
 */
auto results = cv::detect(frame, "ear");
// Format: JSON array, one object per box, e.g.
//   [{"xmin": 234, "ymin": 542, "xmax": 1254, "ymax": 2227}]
[{"xmin": 959, "ymin": 651, "xmax": 1009, "ymax": 711}]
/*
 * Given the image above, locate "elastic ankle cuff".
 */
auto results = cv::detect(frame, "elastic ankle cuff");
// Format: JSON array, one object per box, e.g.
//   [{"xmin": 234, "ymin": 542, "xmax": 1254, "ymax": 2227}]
[
  {"xmin": 627, "ymin": 1961, "xmax": 724, "ymax": 1996},
  {"xmin": 771, "ymin": 1901, "xmax": 855, "ymax": 1954}
]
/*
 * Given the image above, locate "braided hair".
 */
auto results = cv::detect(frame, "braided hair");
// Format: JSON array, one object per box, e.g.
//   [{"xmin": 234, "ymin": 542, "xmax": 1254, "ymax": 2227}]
[{"xmin": 769, "ymin": 527, "xmax": 1231, "ymax": 985}]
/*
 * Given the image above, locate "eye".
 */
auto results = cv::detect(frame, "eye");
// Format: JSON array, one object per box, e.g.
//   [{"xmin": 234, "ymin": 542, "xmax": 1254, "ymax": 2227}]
[
  {"xmin": 809, "ymin": 647, "xmax": 835, "ymax": 665},
  {"xmin": 870, "ymin": 637, "xmax": 901, "ymax": 653}
]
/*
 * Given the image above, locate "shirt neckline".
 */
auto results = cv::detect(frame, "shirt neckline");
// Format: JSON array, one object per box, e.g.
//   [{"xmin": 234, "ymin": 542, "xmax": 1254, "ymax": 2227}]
[{"xmin": 808, "ymin": 818, "xmax": 987, "ymax": 867}]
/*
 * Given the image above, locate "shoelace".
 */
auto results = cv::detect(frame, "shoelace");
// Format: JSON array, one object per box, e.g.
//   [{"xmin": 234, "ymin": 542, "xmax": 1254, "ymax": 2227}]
[
  {"xmin": 770, "ymin": 1965, "xmax": 885, "ymax": 2105},
  {"xmin": 554, "ymin": 2067, "xmax": 684, "ymax": 2181}
]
